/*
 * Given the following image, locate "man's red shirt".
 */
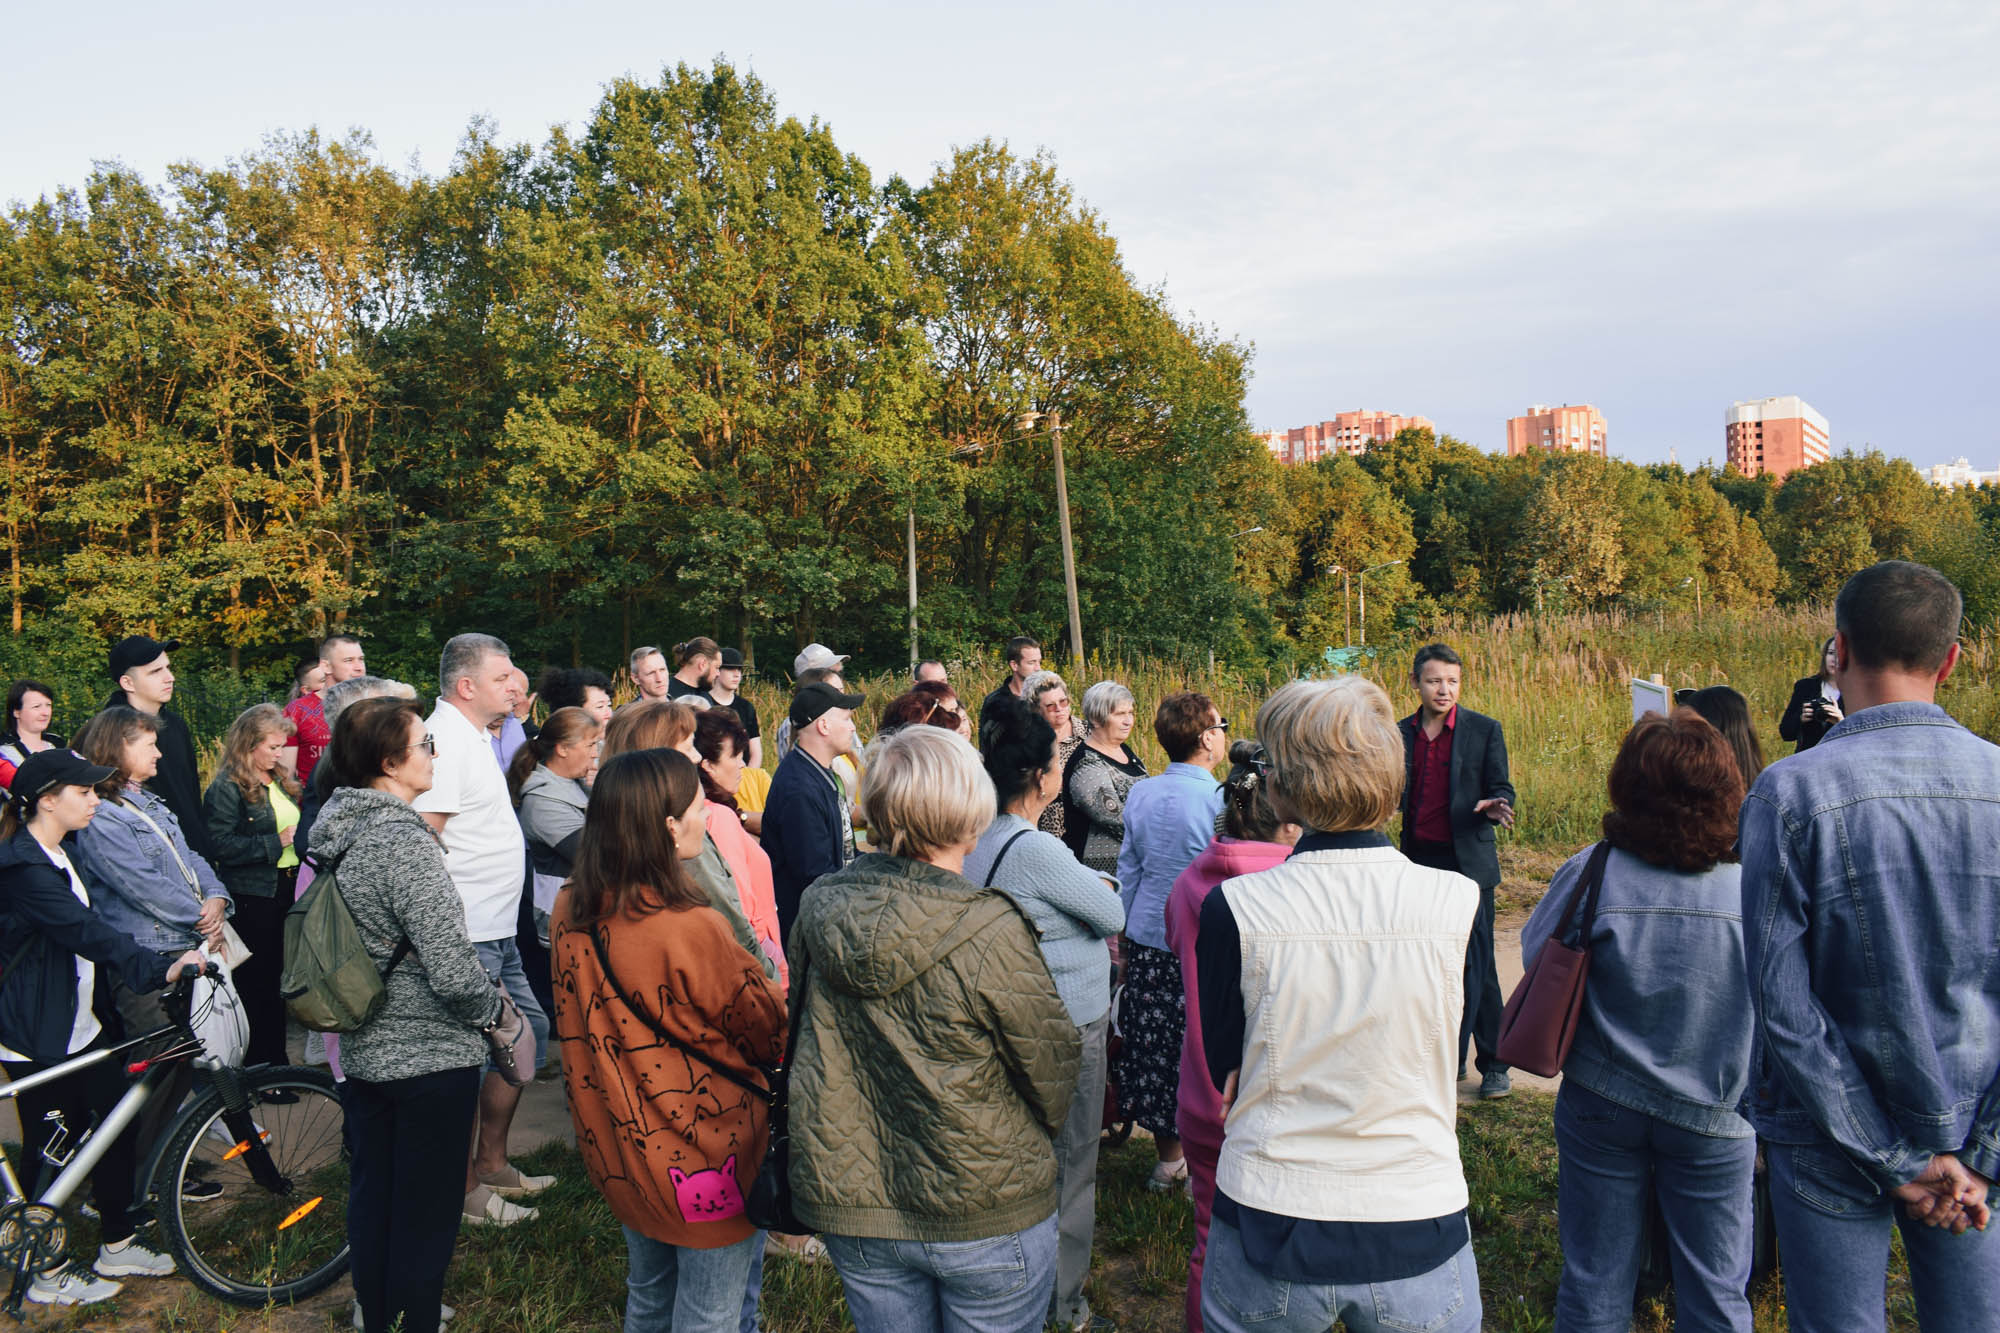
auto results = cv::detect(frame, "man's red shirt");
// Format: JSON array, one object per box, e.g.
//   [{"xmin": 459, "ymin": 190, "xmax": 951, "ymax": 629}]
[
  {"xmin": 1409, "ymin": 705, "xmax": 1456, "ymax": 844},
  {"xmin": 284, "ymin": 692, "xmax": 330, "ymax": 783}
]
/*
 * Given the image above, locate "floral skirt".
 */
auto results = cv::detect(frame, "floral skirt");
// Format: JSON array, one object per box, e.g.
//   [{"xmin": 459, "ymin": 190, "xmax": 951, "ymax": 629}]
[{"xmin": 1115, "ymin": 941, "xmax": 1185, "ymax": 1137}]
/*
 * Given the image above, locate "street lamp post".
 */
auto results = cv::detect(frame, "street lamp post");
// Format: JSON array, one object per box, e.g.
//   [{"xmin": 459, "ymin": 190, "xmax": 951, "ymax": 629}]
[
  {"xmin": 1047, "ymin": 411, "xmax": 1086, "ymax": 666},
  {"xmin": 1208, "ymin": 526, "xmax": 1264, "ymax": 674},
  {"xmin": 1358, "ymin": 559, "xmax": 1404, "ymax": 646},
  {"xmin": 1324, "ymin": 564, "xmax": 1351, "ymax": 646}
]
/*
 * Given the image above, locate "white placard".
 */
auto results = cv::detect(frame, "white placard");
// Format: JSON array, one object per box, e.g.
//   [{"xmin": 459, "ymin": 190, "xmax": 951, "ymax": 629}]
[{"xmin": 1631, "ymin": 678, "xmax": 1672, "ymax": 722}]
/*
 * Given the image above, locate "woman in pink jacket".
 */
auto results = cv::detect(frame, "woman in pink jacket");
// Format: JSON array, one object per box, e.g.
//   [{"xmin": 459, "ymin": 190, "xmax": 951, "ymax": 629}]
[
  {"xmin": 693, "ymin": 708, "xmax": 787, "ymax": 987},
  {"xmin": 1163, "ymin": 739, "xmax": 1301, "ymax": 1332}
]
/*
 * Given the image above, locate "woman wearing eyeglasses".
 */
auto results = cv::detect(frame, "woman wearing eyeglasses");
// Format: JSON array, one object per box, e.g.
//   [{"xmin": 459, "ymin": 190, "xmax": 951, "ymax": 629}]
[
  {"xmin": 1018, "ymin": 670, "xmax": 1084, "ymax": 842},
  {"xmin": 311, "ymin": 698, "xmax": 504, "ymax": 1333},
  {"xmin": 1114, "ymin": 691, "xmax": 1229, "ymax": 1193}
]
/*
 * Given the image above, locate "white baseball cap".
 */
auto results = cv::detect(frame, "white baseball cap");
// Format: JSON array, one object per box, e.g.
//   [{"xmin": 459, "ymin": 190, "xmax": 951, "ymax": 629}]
[{"xmin": 793, "ymin": 643, "xmax": 850, "ymax": 676}]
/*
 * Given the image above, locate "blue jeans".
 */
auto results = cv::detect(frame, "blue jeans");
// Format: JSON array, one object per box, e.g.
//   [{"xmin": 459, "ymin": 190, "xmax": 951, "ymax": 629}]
[
  {"xmin": 1200, "ymin": 1217, "xmax": 1481, "ymax": 1333},
  {"xmin": 822, "ymin": 1213, "xmax": 1058, "ymax": 1333},
  {"xmin": 472, "ymin": 937, "xmax": 549, "ymax": 1074},
  {"xmin": 1767, "ymin": 1138, "xmax": 2000, "ymax": 1333},
  {"xmin": 622, "ymin": 1226, "xmax": 761, "ymax": 1333},
  {"xmin": 1554, "ymin": 1082, "xmax": 1753, "ymax": 1332}
]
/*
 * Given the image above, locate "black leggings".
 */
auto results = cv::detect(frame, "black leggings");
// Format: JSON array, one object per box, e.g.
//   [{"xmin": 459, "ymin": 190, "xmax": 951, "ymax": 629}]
[
  {"xmin": 230, "ymin": 888, "xmax": 292, "ymax": 1068},
  {"xmin": 2, "ymin": 1036, "xmax": 141, "ymax": 1244}
]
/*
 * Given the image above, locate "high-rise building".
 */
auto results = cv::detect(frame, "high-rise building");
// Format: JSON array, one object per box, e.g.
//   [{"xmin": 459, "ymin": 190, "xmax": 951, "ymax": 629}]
[
  {"xmin": 1505, "ymin": 404, "xmax": 1607, "ymax": 457},
  {"xmin": 1725, "ymin": 397, "xmax": 1829, "ymax": 480},
  {"xmin": 1258, "ymin": 410, "xmax": 1435, "ymax": 465}
]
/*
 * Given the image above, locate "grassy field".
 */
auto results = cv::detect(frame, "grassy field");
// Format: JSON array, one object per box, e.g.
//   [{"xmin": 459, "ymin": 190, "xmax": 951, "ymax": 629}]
[
  {"xmin": 738, "ymin": 605, "xmax": 2000, "ymax": 853},
  {"xmin": 17, "ymin": 1111, "xmax": 1920, "ymax": 1331}
]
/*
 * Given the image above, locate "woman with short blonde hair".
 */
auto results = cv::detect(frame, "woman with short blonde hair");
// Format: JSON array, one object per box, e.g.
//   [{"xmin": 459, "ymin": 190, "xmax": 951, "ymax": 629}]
[
  {"xmin": 1192, "ymin": 677, "xmax": 1483, "ymax": 1333},
  {"xmin": 789, "ymin": 725, "xmax": 1081, "ymax": 1332}
]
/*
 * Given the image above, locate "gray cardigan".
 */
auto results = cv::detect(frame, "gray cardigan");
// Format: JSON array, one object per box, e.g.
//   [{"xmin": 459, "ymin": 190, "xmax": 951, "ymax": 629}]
[
  {"xmin": 963, "ymin": 813, "xmax": 1125, "ymax": 1027},
  {"xmin": 309, "ymin": 786, "xmax": 500, "ymax": 1082}
]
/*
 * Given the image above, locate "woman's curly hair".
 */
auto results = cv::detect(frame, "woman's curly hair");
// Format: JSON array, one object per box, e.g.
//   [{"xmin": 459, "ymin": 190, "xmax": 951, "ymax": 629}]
[{"xmin": 1601, "ymin": 708, "xmax": 1745, "ymax": 872}]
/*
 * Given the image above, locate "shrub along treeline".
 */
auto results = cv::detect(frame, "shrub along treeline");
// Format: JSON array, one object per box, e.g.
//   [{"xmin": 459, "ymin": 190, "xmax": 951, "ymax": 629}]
[{"xmin": 6, "ymin": 59, "xmax": 2000, "ymax": 687}]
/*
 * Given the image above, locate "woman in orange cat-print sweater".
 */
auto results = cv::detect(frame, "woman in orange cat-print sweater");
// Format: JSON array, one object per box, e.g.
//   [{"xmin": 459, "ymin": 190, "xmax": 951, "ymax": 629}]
[{"xmin": 552, "ymin": 749, "xmax": 786, "ymax": 1332}]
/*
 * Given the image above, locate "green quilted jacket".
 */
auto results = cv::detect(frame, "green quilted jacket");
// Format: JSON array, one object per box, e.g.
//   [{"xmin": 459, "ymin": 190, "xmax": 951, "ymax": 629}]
[{"xmin": 787, "ymin": 852, "xmax": 1080, "ymax": 1242}]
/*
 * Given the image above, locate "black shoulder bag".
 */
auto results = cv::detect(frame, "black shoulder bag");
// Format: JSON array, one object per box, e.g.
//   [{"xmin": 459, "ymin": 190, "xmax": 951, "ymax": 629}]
[{"xmin": 587, "ymin": 927, "xmax": 811, "ymax": 1233}]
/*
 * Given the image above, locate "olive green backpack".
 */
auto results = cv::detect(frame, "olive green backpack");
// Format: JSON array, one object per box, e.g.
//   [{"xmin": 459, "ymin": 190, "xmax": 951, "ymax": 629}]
[{"xmin": 279, "ymin": 852, "xmax": 410, "ymax": 1032}]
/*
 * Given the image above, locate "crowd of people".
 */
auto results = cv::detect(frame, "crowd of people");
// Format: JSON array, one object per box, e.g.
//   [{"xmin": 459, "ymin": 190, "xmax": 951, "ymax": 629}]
[{"xmin": 0, "ymin": 558, "xmax": 1994, "ymax": 1332}]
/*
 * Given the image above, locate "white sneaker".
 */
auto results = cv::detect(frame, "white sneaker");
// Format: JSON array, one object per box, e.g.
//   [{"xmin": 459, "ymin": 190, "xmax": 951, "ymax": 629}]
[
  {"xmin": 94, "ymin": 1237, "xmax": 177, "ymax": 1278},
  {"xmin": 1146, "ymin": 1156, "xmax": 1190, "ymax": 1193},
  {"xmin": 354, "ymin": 1299, "xmax": 454, "ymax": 1328},
  {"xmin": 461, "ymin": 1185, "xmax": 538, "ymax": 1227},
  {"xmin": 27, "ymin": 1264, "xmax": 122, "ymax": 1305}
]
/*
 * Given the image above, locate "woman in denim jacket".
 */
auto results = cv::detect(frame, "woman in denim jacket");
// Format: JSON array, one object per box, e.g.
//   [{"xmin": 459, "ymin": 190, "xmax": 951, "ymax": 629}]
[
  {"xmin": 71, "ymin": 706, "xmax": 232, "ymax": 1193},
  {"xmin": 1523, "ymin": 709, "xmax": 1754, "ymax": 1332}
]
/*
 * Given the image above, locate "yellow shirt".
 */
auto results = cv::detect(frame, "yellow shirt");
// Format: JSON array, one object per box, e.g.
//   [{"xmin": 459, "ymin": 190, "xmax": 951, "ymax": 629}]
[
  {"xmin": 268, "ymin": 781, "xmax": 301, "ymax": 870},
  {"xmin": 735, "ymin": 764, "xmax": 773, "ymax": 814}
]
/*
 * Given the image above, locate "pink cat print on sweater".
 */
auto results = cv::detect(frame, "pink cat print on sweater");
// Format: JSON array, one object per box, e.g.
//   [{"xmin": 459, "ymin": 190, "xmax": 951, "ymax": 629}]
[{"xmin": 670, "ymin": 1156, "xmax": 745, "ymax": 1221}]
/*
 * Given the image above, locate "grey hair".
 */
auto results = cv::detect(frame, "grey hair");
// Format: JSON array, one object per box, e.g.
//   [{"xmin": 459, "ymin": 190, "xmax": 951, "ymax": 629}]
[
  {"xmin": 1080, "ymin": 680, "xmax": 1135, "ymax": 730},
  {"xmin": 440, "ymin": 633, "xmax": 511, "ymax": 695},
  {"xmin": 1020, "ymin": 669, "xmax": 1067, "ymax": 703},
  {"xmin": 629, "ymin": 644, "xmax": 664, "ymax": 672},
  {"xmin": 322, "ymin": 674, "xmax": 417, "ymax": 727}
]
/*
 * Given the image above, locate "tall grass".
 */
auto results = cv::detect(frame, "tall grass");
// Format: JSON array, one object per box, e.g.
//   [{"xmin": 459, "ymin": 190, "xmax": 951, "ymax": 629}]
[{"xmin": 737, "ymin": 606, "xmax": 2000, "ymax": 854}]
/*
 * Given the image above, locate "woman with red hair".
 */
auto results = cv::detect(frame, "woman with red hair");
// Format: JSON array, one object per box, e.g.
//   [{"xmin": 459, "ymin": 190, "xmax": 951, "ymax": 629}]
[{"xmin": 1522, "ymin": 708, "xmax": 1755, "ymax": 1332}]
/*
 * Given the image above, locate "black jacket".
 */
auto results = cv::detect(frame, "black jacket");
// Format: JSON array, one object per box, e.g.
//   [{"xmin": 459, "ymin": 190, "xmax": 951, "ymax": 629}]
[
  {"xmin": 1397, "ymin": 707, "xmax": 1514, "ymax": 892},
  {"xmin": 1777, "ymin": 677, "xmax": 1838, "ymax": 752},
  {"xmin": 0, "ymin": 829, "xmax": 163, "ymax": 1064},
  {"xmin": 101, "ymin": 691, "xmax": 216, "ymax": 862},
  {"xmin": 202, "ymin": 773, "xmax": 291, "ymax": 899}
]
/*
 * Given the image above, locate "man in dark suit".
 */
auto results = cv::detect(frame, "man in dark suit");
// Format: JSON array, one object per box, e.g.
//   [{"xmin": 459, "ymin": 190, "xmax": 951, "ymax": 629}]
[{"xmin": 1398, "ymin": 643, "xmax": 1517, "ymax": 1099}]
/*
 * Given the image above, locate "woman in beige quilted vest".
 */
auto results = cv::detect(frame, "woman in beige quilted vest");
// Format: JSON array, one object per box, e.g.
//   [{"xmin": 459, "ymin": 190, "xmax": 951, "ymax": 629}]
[
  {"xmin": 787, "ymin": 726, "xmax": 1081, "ymax": 1333},
  {"xmin": 1194, "ymin": 677, "xmax": 1484, "ymax": 1333}
]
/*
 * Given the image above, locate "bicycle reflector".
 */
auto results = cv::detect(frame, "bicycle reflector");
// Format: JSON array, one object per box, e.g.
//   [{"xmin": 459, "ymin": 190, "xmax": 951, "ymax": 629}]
[
  {"xmin": 221, "ymin": 1128, "xmax": 272, "ymax": 1162},
  {"xmin": 277, "ymin": 1198, "xmax": 324, "ymax": 1230}
]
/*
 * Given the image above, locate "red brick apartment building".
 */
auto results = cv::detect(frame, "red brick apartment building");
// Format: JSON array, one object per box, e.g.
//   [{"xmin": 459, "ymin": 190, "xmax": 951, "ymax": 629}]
[
  {"xmin": 1258, "ymin": 410, "xmax": 1435, "ymax": 465},
  {"xmin": 1725, "ymin": 396, "xmax": 1829, "ymax": 480},
  {"xmin": 1505, "ymin": 404, "xmax": 1607, "ymax": 457}
]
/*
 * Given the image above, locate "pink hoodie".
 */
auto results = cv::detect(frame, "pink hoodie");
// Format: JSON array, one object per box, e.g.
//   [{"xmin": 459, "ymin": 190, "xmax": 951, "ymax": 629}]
[{"xmin": 1164, "ymin": 836, "xmax": 1294, "ymax": 1152}]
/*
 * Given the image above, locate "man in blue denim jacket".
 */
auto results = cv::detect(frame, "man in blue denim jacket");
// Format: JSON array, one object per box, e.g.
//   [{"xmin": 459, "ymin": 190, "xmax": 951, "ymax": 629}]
[{"xmin": 1740, "ymin": 561, "xmax": 2000, "ymax": 1332}]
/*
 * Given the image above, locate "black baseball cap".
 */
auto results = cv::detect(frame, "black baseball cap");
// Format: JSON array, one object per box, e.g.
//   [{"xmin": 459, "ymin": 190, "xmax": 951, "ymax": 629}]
[
  {"xmin": 718, "ymin": 648, "xmax": 748, "ymax": 671},
  {"xmin": 789, "ymin": 681, "xmax": 866, "ymax": 730},
  {"xmin": 108, "ymin": 635, "xmax": 180, "ymax": 682},
  {"xmin": 9, "ymin": 749, "xmax": 116, "ymax": 803}
]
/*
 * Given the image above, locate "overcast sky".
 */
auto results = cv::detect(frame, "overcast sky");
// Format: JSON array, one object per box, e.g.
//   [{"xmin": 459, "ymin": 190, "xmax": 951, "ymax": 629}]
[{"xmin": 7, "ymin": 1, "xmax": 1996, "ymax": 466}]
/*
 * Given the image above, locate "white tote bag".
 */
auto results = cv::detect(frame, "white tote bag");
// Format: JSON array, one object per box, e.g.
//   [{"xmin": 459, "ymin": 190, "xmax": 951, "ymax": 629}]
[{"xmin": 190, "ymin": 939, "xmax": 251, "ymax": 1069}]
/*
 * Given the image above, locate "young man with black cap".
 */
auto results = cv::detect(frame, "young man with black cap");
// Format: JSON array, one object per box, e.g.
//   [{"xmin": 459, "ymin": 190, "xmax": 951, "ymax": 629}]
[
  {"xmin": 704, "ymin": 647, "xmax": 762, "ymax": 769},
  {"xmin": 102, "ymin": 636, "xmax": 216, "ymax": 861},
  {"xmin": 762, "ymin": 679, "xmax": 865, "ymax": 938}
]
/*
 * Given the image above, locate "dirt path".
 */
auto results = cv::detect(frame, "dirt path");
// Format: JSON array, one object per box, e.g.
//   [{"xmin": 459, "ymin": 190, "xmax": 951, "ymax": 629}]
[{"xmin": 1464, "ymin": 908, "xmax": 1560, "ymax": 1099}]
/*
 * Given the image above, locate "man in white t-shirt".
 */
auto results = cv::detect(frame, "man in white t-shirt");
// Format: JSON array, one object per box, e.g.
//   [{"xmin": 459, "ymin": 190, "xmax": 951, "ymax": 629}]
[{"xmin": 414, "ymin": 632, "xmax": 549, "ymax": 1226}]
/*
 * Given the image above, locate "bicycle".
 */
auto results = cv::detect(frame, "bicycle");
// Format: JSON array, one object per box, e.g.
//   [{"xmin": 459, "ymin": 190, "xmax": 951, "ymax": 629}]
[{"xmin": 0, "ymin": 965, "xmax": 349, "ymax": 1315}]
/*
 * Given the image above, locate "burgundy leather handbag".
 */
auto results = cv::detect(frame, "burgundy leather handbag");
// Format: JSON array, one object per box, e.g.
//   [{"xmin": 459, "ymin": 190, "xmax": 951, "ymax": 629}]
[{"xmin": 1495, "ymin": 841, "xmax": 1611, "ymax": 1077}]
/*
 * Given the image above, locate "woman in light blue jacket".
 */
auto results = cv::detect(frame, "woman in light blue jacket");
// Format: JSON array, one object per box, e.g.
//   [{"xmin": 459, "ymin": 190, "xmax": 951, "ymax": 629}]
[
  {"xmin": 1523, "ymin": 709, "xmax": 1754, "ymax": 1333},
  {"xmin": 72, "ymin": 706, "xmax": 232, "ymax": 1197}
]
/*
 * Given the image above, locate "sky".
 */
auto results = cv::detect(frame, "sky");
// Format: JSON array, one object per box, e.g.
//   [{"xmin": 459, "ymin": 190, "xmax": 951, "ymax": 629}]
[{"xmin": 7, "ymin": 1, "xmax": 1997, "ymax": 468}]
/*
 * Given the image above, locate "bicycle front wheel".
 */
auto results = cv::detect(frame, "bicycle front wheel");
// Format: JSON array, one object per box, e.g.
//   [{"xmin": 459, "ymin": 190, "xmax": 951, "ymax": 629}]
[{"xmin": 156, "ymin": 1065, "xmax": 350, "ymax": 1306}]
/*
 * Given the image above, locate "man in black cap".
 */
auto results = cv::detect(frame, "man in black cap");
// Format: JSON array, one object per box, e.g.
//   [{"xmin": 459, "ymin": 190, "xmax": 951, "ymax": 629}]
[
  {"xmin": 762, "ymin": 680, "xmax": 865, "ymax": 937},
  {"xmin": 101, "ymin": 635, "xmax": 215, "ymax": 860},
  {"xmin": 704, "ymin": 647, "xmax": 762, "ymax": 770}
]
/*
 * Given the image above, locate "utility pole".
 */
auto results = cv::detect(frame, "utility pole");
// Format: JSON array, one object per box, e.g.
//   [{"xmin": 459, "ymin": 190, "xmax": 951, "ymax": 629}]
[
  {"xmin": 907, "ymin": 507, "xmax": 919, "ymax": 670},
  {"xmin": 1049, "ymin": 411, "xmax": 1085, "ymax": 665}
]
